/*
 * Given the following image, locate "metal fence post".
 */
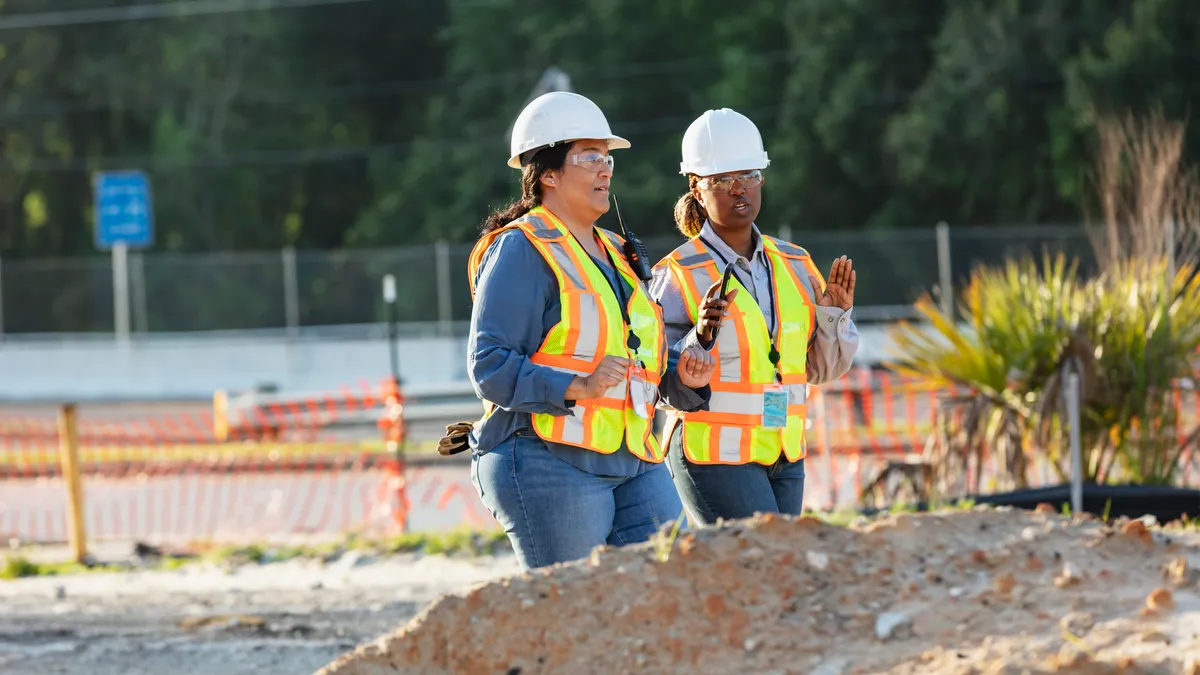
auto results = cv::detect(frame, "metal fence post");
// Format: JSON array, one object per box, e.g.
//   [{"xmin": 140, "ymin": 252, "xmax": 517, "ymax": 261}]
[
  {"xmin": 131, "ymin": 251, "xmax": 148, "ymax": 333},
  {"xmin": 1065, "ymin": 367, "xmax": 1083, "ymax": 515},
  {"xmin": 282, "ymin": 246, "xmax": 299, "ymax": 337},
  {"xmin": 435, "ymin": 240, "xmax": 453, "ymax": 335},
  {"xmin": 112, "ymin": 242, "xmax": 130, "ymax": 344},
  {"xmin": 936, "ymin": 221, "xmax": 953, "ymax": 317}
]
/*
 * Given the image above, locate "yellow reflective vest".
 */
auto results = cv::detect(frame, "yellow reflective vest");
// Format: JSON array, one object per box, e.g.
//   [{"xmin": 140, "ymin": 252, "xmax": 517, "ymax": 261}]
[
  {"xmin": 657, "ymin": 235, "xmax": 822, "ymax": 465},
  {"xmin": 468, "ymin": 206, "xmax": 668, "ymax": 461}
]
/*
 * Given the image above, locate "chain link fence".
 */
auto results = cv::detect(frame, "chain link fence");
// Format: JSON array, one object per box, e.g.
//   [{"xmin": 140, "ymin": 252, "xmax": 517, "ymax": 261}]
[{"xmin": 0, "ymin": 224, "xmax": 1094, "ymax": 337}]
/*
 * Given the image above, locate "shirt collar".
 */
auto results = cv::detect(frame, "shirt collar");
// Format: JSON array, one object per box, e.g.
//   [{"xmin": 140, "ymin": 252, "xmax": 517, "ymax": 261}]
[{"xmin": 698, "ymin": 220, "xmax": 765, "ymax": 263}]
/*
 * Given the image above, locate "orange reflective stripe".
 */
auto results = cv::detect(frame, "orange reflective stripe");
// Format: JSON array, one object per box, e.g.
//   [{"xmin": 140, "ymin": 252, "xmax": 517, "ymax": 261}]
[
  {"xmin": 581, "ymin": 408, "xmax": 594, "ymax": 448},
  {"xmin": 564, "ymin": 288, "xmax": 583, "ymax": 357},
  {"xmin": 684, "ymin": 411, "xmax": 764, "ymax": 426},
  {"xmin": 663, "ymin": 233, "xmax": 819, "ymax": 467},
  {"xmin": 573, "ymin": 397, "xmax": 627, "ymax": 410},
  {"xmin": 732, "ymin": 301, "xmax": 752, "ymax": 382},
  {"xmin": 469, "ymin": 206, "xmax": 665, "ymax": 461},
  {"xmin": 529, "ymin": 352, "xmax": 593, "ymax": 374},
  {"xmin": 799, "ymin": 256, "xmax": 824, "ymax": 293}
]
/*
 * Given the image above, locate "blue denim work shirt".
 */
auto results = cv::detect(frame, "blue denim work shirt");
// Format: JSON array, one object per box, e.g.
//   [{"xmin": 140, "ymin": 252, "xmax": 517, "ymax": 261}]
[{"xmin": 468, "ymin": 227, "xmax": 709, "ymax": 478}]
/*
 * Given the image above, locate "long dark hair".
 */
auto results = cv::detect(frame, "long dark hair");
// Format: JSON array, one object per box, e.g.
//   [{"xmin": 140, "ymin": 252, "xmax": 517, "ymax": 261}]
[
  {"xmin": 480, "ymin": 143, "xmax": 572, "ymax": 236},
  {"xmin": 672, "ymin": 174, "xmax": 707, "ymax": 237}
]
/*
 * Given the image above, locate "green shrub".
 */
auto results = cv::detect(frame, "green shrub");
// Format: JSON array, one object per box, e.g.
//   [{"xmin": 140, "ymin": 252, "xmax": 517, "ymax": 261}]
[{"xmin": 889, "ymin": 254, "xmax": 1200, "ymax": 492}]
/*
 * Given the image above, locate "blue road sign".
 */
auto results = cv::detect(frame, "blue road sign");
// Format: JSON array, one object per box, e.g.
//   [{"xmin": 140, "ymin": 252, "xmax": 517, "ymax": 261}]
[{"xmin": 94, "ymin": 170, "xmax": 154, "ymax": 250}]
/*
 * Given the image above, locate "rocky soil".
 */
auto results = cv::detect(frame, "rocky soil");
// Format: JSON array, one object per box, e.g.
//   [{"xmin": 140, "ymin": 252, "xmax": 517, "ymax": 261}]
[{"xmin": 317, "ymin": 508, "xmax": 1200, "ymax": 675}]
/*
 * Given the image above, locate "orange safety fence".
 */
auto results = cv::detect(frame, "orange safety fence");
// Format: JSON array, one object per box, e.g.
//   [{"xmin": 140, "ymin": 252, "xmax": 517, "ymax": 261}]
[
  {"xmin": 0, "ymin": 465, "xmax": 488, "ymax": 545},
  {"xmin": 0, "ymin": 378, "xmax": 403, "ymax": 479},
  {"xmin": 2, "ymin": 368, "xmax": 1198, "ymax": 544},
  {"xmin": 0, "ymin": 377, "xmax": 397, "ymax": 449}
]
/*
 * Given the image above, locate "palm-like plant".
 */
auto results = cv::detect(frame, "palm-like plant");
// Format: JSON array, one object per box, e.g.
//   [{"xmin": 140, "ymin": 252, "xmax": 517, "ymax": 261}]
[
  {"xmin": 890, "ymin": 256, "xmax": 1200, "ymax": 494},
  {"xmin": 887, "ymin": 109, "xmax": 1200, "ymax": 495},
  {"xmin": 889, "ymin": 254, "xmax": 1085, "ymax": 493}
]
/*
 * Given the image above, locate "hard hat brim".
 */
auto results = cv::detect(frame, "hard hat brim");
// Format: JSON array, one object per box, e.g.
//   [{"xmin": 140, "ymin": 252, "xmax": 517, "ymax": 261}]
[
  {"xmin": 679, "ymin": 156, "xmax": 771, "ymax": 176},
  {"xmin": 507, "ymin": 135, "xmax": 631, "ymax": 169}
]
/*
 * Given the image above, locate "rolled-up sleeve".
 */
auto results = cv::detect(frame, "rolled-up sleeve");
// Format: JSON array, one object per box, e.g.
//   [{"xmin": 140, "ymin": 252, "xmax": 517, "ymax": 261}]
[
  {"xmin": 657, "ymin": 347, "xmax": 709, "ymax": 412},
  {"xmin": 806, "ymin": 305, "xmax": 859, "ymax": 385},
  {"xmin": 468, "ymin": 231, "xmax": 576, "ymax": 415}
]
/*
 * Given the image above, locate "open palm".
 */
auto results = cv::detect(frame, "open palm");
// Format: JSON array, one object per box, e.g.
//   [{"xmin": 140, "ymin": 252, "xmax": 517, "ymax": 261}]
[{"xmin": 809, "ymin": 256, "xmax": 855, "ymax": 310}]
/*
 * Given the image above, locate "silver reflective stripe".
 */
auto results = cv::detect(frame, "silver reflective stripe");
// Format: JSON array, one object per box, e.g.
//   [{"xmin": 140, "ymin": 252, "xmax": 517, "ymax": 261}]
[
  {"xmin": 716, "ymin": 322, "xmax": 742, "ymax": 383},
  {"xmin": 573, "ymin": 292, "xmax": 601, "ymax": 362},
  {"xmin": 718, "ymin": 426, "xmax": 744, "ymax": 462},
  {"xmin": 523, "ymin": 215, "xmax": 560, "ymax": 240},
  {"xmin": 783, "ymin": 258, "xmax": 819, "ymax": 300},
  {"xmin": 676, "ymin": 253, "xmax": 712, "ymax": 267},
  {"xmin": 545, "ymin": 240, "xmax": 587, "ymax": 291},
  {"xmin": 561, "ymin": 405, "xmax": 587, "ymax": 444},
  {"xmin": 691, "ymin": 263, "xmax": 717, "ymax": 291},
  {"xmin": 708, "ymin": 391, "xmax": 763, "ymax": 416},
  {"xmin": 602, "ymin": 379, "xmax": 629, "ymax": 402},
  {"xmin": 543, "ymin": 363, "xmax": 593, "ymax": 377},
  {"xmin": 597, "ymin": 230, "xmax": 622, "ymax": 249},
  {"xmin": 769, "ymin": 238, "xmax": 809, "ymax": 258},
  {"xmin": 689, "ymin": 262, "xmax": 744, "ymax": 384}
]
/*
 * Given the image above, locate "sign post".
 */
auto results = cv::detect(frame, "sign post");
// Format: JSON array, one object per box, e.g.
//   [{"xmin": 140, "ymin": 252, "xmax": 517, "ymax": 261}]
[
  {"xmin": 382, "ymin": 274, "xmax": 398, "ymax": 384},
  {"xmin": 93, "ymin": 171, "xmax": 154, "ymax": 344}
]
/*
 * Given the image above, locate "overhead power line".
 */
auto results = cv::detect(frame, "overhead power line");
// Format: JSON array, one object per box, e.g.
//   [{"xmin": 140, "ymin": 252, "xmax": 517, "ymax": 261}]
[{"xmin": 0, "ymin": 0, "xmax": 376, "ymax": 31}]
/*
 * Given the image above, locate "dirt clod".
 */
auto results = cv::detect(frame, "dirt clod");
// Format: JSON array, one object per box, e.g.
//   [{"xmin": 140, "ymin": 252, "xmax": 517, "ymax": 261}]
[{"xmin": 1146, "ymin": 587, "xmax": 1174, "ymax": 611}]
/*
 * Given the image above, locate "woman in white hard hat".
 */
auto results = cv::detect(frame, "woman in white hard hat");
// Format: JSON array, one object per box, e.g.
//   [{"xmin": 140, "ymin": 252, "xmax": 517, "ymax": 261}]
[
  {"xmin": 649, "ymin": 108, "xmax": 859, "ymax": 525},
  {"xmin": 462, "ymin": 91, "xmax": 716, "ymax": 568}
]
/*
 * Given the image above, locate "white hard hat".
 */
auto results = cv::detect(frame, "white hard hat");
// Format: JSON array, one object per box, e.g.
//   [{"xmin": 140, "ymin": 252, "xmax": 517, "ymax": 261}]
[
  {"xmin": 679, "ymin": 108, "xmax": 770, "ymax": 176},
  {"xmin": 508, "ymin": 92, "xmax": 630, "ymax": 169}
]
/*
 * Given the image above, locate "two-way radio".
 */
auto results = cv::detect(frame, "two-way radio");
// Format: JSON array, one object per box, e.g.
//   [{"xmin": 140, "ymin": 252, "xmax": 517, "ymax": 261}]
[{"xmin": 611, "ymin": 195, "xmax": 653, "ymax": 282}]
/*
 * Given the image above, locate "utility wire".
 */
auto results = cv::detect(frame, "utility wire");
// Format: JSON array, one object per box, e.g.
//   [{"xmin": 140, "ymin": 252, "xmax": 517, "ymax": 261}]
[{"xmin": 0, "ymin": 0, "xmax": 376, "ymax": 31}]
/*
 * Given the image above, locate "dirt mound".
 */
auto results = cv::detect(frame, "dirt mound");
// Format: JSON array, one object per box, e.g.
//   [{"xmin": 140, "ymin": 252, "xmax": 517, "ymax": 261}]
[{"xmin": 316, "ymin": 508, "xmax": 1200, "ymax": 675}]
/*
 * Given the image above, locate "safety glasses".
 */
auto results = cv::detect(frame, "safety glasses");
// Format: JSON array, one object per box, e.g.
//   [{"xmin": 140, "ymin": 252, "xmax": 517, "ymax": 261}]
[
  {"xmin": 697, "ymin": 169, "xmax": 764, "ymax": 193},
  {"xmin": 569, "ymin": 152, "xmax": 614, "ymax": 173}
]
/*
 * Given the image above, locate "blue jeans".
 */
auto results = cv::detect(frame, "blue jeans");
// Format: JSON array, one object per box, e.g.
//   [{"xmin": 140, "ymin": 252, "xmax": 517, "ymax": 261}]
[
  {"xmin": 665, "ymin": 427, "xmax": 806, "ymax": 526},
  {"xmin": 471, "ymin": 431, "xmax": 683, "ymax": 569}
]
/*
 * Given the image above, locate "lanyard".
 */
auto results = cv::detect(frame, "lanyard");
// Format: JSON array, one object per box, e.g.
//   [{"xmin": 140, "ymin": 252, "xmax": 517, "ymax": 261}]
[
  {"xmin": 699, "ymin": 235, "xmax": 782, "ymax": 383},
  {"xmin": 594, "ymin": 234, "xmax": 644, "ymax": 364}
]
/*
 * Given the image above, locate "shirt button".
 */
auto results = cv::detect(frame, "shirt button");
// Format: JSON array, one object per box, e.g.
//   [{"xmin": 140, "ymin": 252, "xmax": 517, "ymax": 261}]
[{"xmin": 828, "ymin": 317, "xmax": 834, "ymax": 323}]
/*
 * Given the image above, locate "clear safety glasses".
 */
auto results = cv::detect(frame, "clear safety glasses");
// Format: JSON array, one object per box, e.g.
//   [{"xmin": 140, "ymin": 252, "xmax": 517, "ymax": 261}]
[
  {"xmin": 569, "ymin": 152, "xmax": 614, "ymax": 173},
  {"xmin": 697, "ymin": 169, "xmax": 765, "ymax": 193}
]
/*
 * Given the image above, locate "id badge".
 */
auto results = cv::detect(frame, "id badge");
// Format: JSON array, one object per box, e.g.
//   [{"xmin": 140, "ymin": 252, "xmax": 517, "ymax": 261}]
[
  {"xmin": 762, "ymin": 385, "xmax": 789, "ymax": 428},
  {"xmin": 629, "ymin": 365, "xmax": 652, "ymax": 419}
]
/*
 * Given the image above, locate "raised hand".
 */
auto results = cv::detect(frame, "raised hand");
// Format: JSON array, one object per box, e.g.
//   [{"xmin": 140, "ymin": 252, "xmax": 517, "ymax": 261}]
[
  {"xmin": 676, "ymin": 344, "xmax": 715, "ymax": 389},
  {"xmin": 811, "ymin": 255, "xmax": 855, "ymax": 310}
]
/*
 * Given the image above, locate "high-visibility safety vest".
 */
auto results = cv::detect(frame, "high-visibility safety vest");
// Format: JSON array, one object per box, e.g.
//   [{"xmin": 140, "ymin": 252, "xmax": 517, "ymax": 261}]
[
  {"xmin": 467, "ymin": 206, "xmax": 668, "ymax": 461},
  {"xmin": 657, "ymin": 235, "xmax": 822, "ymax": 465}
]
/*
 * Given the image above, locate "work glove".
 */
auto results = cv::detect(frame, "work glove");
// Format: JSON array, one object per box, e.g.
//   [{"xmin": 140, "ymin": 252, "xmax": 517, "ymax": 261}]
[{"xmin": 437, "ymin": 421, "xmax": 474, "ymax": 456}]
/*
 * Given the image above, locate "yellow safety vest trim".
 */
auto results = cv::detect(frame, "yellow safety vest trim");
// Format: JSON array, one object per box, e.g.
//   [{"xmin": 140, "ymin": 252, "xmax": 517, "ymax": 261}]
[
  {"xmin": 658, "ymin": 235, "xmax": 820, "ymax": 465},
  {"xmin": 468, "ymin": 206, "xmax": 668, "ymax": 461}
]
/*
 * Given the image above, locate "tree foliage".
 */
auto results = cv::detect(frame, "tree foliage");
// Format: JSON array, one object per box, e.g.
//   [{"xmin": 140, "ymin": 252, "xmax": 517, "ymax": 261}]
[{"xmin": 1, "ymin": 0, "xmax": 1198, "ymax": 258}]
